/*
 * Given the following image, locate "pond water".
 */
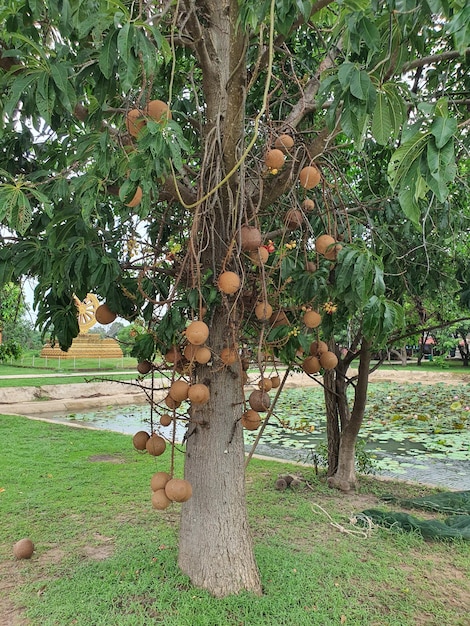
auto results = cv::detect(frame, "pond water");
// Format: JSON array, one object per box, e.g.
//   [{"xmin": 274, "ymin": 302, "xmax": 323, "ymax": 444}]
[{"xmin": 41, "ymin": 382, "xmax": 470, "ymax": 491}]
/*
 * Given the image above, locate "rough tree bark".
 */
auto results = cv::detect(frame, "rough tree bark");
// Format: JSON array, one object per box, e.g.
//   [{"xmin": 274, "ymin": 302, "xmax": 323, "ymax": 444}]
[
  {"xmin": 326, "ymin": 340, "xmax": 372, "ymax": 492},
  {"xmin": 177, "ymin": 0, "xmax": 262, "ymax": 596}
]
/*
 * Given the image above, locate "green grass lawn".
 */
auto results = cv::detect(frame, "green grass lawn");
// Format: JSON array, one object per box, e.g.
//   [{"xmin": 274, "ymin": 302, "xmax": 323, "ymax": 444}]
[{"xmin": 1, "ymin": 414, "xmax": 469, "ymax": 626}]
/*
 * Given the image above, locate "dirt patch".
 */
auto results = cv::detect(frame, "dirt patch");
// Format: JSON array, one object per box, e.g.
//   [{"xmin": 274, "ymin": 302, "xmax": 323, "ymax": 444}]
[
  {"xmin": 0, "ymin": 561, "xmax": 30, "ymax": 626},
  {"xmin": 88, "ymin": 453, "xmax": 126, "ymax": 463}
]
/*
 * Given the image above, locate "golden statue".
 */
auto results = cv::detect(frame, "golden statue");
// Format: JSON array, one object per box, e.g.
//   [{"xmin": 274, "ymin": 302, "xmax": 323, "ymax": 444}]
[{"xmin": 40, "ymin": 293, "xmax": 123, "ymax": 359}]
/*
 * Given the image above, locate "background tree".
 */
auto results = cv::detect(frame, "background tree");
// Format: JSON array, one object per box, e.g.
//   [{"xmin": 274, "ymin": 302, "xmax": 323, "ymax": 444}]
[{"xmin": 0, "ymin": 0, "xmax": 468, "ymax": 596}]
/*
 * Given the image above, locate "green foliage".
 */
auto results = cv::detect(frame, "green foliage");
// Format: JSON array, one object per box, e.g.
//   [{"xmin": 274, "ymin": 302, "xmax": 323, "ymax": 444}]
[{"xmin": 0, "ymin": 339, "xmax": 21, "ymax": 361}]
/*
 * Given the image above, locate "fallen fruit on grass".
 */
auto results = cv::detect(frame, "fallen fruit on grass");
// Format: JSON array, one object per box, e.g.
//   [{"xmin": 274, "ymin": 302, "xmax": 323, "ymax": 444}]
[
  {"xmin": 13, "ymin": 538, "xmax": 34, "ymax": 560},
  {"xmin": 165, "ymin": 478, "xmax": 192, "ymax": 502},
  {"xmin": 133, "ymin": 430, "xmax": 150, "ymax": 450},
  {"xmin": 150, "ymin": 471, "xmax": 171, "ymax": 492}
]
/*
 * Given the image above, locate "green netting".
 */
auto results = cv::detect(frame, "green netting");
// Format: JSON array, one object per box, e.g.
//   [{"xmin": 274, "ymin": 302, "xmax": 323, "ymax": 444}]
[
  {"xmin": 359, "ymin": 491, "xmax": 470, "ymax": 541},
  {"xmin": 380, "ymin": 490, "xmax": 470, "ymax": 515},
  {"xmin": 360, "ymin": 510, "xmax": 470, "ymax": 540}
]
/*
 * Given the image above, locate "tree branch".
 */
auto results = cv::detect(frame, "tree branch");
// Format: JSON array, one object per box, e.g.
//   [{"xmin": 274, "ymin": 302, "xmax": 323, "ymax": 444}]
[{"xmin": 402, "ymin": 48, "xmax": 470, "ymax": 72}]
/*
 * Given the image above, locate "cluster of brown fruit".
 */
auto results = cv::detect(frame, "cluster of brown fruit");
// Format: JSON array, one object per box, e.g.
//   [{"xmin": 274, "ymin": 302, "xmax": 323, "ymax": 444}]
[
  {"xmin": 301, "ymin": 339, "xmax": 338, "ymax": 374},
  {"xmin": 263, "ymin": 134, "xmax": 321, "ymax": 233},
  {"xmin": 150, "ymin": 471, "xmax": 192, "ymax": 510},
  {"xmin": 121, "ymin": 99, "xmax": 172, "ymax": 208}
]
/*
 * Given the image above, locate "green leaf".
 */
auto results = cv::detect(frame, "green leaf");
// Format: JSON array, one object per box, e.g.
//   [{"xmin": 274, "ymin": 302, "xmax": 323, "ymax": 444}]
[
  {"xmin": 117, "ymin": 22, "xmax": 133, "ymax": 64},
  {"xmin": 36, "ymin": 73, "xmax": 55, "ymax": 125},
  {"xmin": 387, "ymin": 131, "xmax": 429, "ymax": 191},
  {"xmin": 430, "ymin": 116, "xmax": 457, "ymax": 149},
  {"xmin": 338, "ymin": 62, "xmax": 356, "ymax": 89},
  {"xmin": 99, "ymin": 29, "xmax": 118, "ymax": 79},
  {"xmin": 371, "ymin": 92, "xmax": 392, "ymax": 145}
]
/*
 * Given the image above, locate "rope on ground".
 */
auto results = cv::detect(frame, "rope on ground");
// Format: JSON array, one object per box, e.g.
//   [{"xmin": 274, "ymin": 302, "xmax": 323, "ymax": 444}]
[{"xmin": 310, "ymin": 502, "xmax": 374, "ymax": 538}]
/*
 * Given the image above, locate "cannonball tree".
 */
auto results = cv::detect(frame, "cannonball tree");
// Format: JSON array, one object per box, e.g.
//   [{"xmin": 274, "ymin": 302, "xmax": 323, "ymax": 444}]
[{"xmin": 0, "ymin": 0, "xmax": 468, "ymax": 596}]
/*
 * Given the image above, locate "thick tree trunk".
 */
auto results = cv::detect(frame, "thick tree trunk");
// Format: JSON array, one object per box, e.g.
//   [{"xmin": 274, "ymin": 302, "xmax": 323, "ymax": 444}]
[
  {"xmin": 177, "ymin": 1, "xmax": 261, "ymax": 597},
  {"xmin": 328, "ymin": 340, "xmax": 371, "ymax": 492},
  {"xmin": 178, "ymin": 315, "xmax": 262, "ymax": 597}
]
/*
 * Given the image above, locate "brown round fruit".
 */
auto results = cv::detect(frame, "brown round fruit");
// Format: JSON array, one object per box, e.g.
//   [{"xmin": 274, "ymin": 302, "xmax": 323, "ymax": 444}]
[
  {"xmin": 324, "ymin": 243, "xmax": 342, "ymax": 261},
  {"xmin": 285, "ymin": 208, "xmax": 303, "ymax": 229},
  {"xmin": 183, "ymin": 343, "xmax": 199, "ymax": 361},
  {"xmin": 188, "ymin": 383, "xmax": 210, "ymax": 405},
  {"xmin": 270, "ymin": 375, "xmax": 281, "ymax": 389},
  {"xmin": 302, "ymin": 198, "xmax": 315, "ymax": 211},
  {"xmin": 160, "ymin": 413, "xmax": 173, "ymax": 427},
  {"xmin": 164, "ymin": 478, "xmax": 192, "ymax": 502},
  {"xmin": 218, "ymin": 271, "xmax": 241, "ymax": 295},
  {"xmin": 309, "ymin": 340, "xmax": 328, "ymax": 356},
  {"xmin": 265, "ymin": 148, "xmax": 285, "ymax": 170},
  {"xmin": 258, "ymin": 377, "xmax": 272, "ymax": 392},
  {"xmin": 13, "ymin": 538, "xmax": 34, "ymax": 560},
  {"xmin": 305, "ymin": 261, "xmax": 317, "ymax": 273},
  {"xmin": 270, "ymin": 310, "xmax": 289, "ymax": 327},
  {"xmin": 315, "ymin": 234, "xmax": 336, "ymax": 255},
  {"xmin": 145, "ymin": 99, "xmax": 171, "ymax": 123},
  {"xmin": 165, "ymin": 346, "xmax": 182, "ymax": 363},
  {"xmin": 151, "ymin": 489, "xmax": 172, "ymax": 510},
  {"xmin": 241, "ymin": 409, "xmax": 261, "ymax": 430},
  {"xmin": 302, "ymin": 355, "xmax": 321, "ymax": 374},
  {"xmin": 255, "ymin": 301, "xmax": 273, "ymax": 321},
  {"xmin": 275, "ymin": 134, "xmax": 294, "ymax": 152},
  {"xmin": 249, "ymin": 246, "xmax": 269, "ymax": 265},
  {"xmin": 137, "ymin": 360, "xmax": 153, "ymax": 375},
  {"xmin": 185, "ymin": 320, "xmax": 209, "ymax": 346},
  {"xmin": 319, "ymin": 351, "xmax": 339, "ymax": 370},
  {"xmin": 126, "ymin": 108, "xmax": 145, "ymax": 138},
  {"xmin": 125, "ymin": 185, "xmax": 143, "ymax": 207},
  {"xmin": 240, "ymin": 225, "xmax": 262, "ymax": 251},
  {"xmin": 299, "ymin": 165, "xmax": 321, "ymax": 189},
  {"xmin": 95, "ymin": 303, "xmax": 117, "ymax": 325},
  {"xmin": 303, "ymin": 310, "xmax": 322, "ymax": 328},
  {"xmin": 146, "ymin": 434, "xmax": 166, "ymax": 456},
  {"xmin": 164, "ymin": 395, "xmax": 181, "ymax": 410},
  {"xmin": 194, "ymin": 346, "xmax": 212, "ymax": 364},
  {"xmin": 133, "ymin": 430, "xmax": 150, "ymax": 450},
  {"xmin": 150, "ymin": 471, "xmax": 171, "ymax": 491},
  {"xmin": 169, "ymin": 379, "xmax": 189, "ymax": 402},
  {"xmin": 248, "ymin": 390, "xmax": 271, "ymax": 412},
  {"xmin": 220, "ymin": 346, "xmax": 238, "ymax": 365}
]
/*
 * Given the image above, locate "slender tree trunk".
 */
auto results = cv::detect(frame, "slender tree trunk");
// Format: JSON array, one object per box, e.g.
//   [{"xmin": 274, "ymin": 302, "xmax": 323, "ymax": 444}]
[
  {"xmin": 323, "ymin": 368, "xmax": 340, "ymax": 475},
  {"xmin": 328, "ymin": 340, "xmax": 371, "ymax": 492}
]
